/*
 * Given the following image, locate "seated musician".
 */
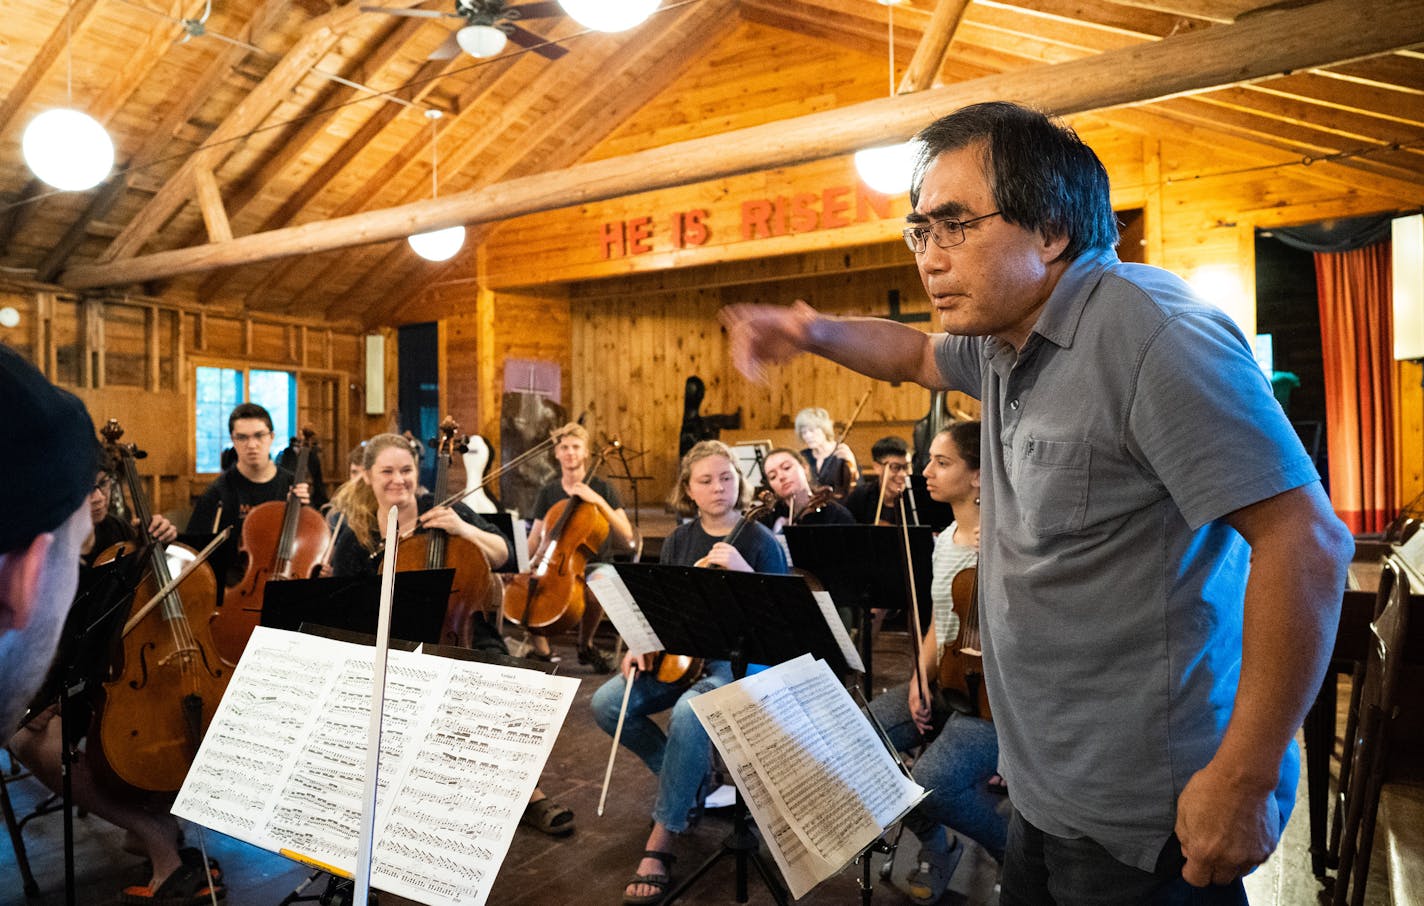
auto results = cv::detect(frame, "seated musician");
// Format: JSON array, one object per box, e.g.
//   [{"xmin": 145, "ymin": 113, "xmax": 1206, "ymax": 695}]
[
  {"xmin": 186, "ymin": 403, "xmax": 309, "ymax": 584},
  {"xmin": 84, "ymin": 449, "xmax": 179, "ymax": 563},
  {"xmin": 844, "ymin": 435, "xmax": 913, "ymax": 526},
  {"xmin": 795, "ymin": 406, "xmax": 858, "ymax": 500},
  {"xmin": 523, "ymin": 422, "xmax": 636, "ymax": 673},
  {"xmin": 590, "ymin": 440, "xmax": 788, "ymax": 905},
  {"xmin": 758, "ymin": 447, "xmax": 855, "ymax": 531},
  {"xmin": 325, "ymin": 434, "xmax": 574, "ymax": 836},
  {"xmin": 868, "ymin": 422, "xmax": 1004, "ymax": 904},
  {"xmin": 2, "ymin": 351, "xmax": 222, "ymax": 904}
]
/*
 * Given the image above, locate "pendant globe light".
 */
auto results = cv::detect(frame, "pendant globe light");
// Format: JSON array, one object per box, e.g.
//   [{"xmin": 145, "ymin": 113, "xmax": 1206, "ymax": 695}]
[
  {"xmin": 408, "ymin": 109, "xmax": 466, "ymax": 262},
  {"xmin": 21, "ymin": 0, "xmax": 114, "ymax": 192},
  {"xmin": 558, "ymin": 0, "xmax": 659, "ymax": 32},
  {"xmin": 854, "ymin": 0, "xmax": 916, "ymax": 196}
]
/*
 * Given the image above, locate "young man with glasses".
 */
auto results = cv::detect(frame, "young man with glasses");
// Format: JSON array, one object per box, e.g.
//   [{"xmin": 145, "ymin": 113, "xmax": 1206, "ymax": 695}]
[
  {"xmin": 844, "ymin": 435, "xmax": 913, "ymax": 526},
  {"xmin": 722, "ymin": 102, "xmax": 1352, "ymax": 903},
  {"xmin": 187, "ymin": 402, "xmax": 310, "ymax": 583}
]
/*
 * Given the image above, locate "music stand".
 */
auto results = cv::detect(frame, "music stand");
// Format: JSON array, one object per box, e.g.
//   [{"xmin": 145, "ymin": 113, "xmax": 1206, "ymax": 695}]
[
  {"xmin": 19, "ymin": 549, "xmax": 144, "ymax": 906},
  {"xmin": 612, "ymin": 564, "xmax": 853, "ymax": 905},
  {"xmin": 782, "ymin": 525, "xmax": 934, "ymax": 698},
  {"xmin": 259, "ymin": 571, "xmax": 453, "ymax": 648}
]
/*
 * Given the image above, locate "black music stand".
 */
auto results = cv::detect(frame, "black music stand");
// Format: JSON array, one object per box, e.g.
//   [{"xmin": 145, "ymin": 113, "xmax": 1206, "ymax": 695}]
[
  {"xmin": 16, "ymin": 549, "xmax": 144, "ymax": 906},
  {"xmin": 782, "ymin": 525, "xmax": 934, "ymax": 698},
  {"xmin": 259, "ymin": 571, "xmax": 453, "ymax": 647},
  {"xmin": 612, "ymin": 564, "xmax": 854, "ymax": 905}
]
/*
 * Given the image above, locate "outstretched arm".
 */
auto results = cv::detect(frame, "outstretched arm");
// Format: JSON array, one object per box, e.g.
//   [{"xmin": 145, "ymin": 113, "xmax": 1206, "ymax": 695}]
[
  {"xmin": 1175, "ymin": 482, "xmax": 1350, "ymax": 886},
  {"xmin": 721, "ymin": 300, "xmax": 947, "ymax": 389}
]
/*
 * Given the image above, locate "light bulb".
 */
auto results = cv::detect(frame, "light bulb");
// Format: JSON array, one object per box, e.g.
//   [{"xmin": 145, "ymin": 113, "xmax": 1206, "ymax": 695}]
[
  {"xmin": 22, "ymin": 108, "xmax": 115, "ymax": 191},
  {"xmin": 408, "ymin": 225, "xmax": 466, "ymax": 261},
  {"xmin": 854, "ymin": 141, "xmax": 921, "ymax": 196},
  {"xmin": 559, "ymin": 0, "xmax": 659, "ymax": 32},
  {"xmin": 456, "ymin": 24, "xmax": 508, "ymax": 57}
]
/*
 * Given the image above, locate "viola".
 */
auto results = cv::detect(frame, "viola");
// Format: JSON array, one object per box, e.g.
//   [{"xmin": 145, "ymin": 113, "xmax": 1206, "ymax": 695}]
[
  {"xmin": 211, "ymin": 426, "xmax": 330, "ymax": 665},
  {"xmin": 502, "ymin": 443, "xmax": 615, "ymax": 636},
  {"xmin": 89, "ymin": 420, "xmax": 228, "ymax": 795},
  {"xmin": 937, "ymin": 566, "xmax": 992, "ymax": 721},
  {"xmin": 386, "ymin": 417, "xmax": 499, "ymax": 648},
  {"xmin": 789, "ymin": 487, "xmax": 833, "ymax": 525}
]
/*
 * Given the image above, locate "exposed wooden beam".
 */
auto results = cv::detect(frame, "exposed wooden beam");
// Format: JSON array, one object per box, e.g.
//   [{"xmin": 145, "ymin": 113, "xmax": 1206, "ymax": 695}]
[
  {"xmin": 60, "ymin": 0, "xmax": 1424, "ymax": 291},
  {"xmin": 0, "ymin": 0, "xmax": 105, "ymax": 139},
  {"xmin": 192, "ymin": 168, "xmax": 233, "ymax": 242},
  {"xmin": 1098, "ymin": 0, "xmax": 1259, "ymax": 23},
  {"xmin": 98, "ymin": 0, "xmax": 426, "ymax": 262},
  {"xmin": 899, "ymin": 0, "xmax": 971, "ymax": 93}
]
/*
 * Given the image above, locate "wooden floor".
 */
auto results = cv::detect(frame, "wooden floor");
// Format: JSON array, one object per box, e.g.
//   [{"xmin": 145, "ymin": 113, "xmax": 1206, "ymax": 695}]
[{"xmin": 0, "ymin": 626, "xmax": 1385, "ymax": 906}]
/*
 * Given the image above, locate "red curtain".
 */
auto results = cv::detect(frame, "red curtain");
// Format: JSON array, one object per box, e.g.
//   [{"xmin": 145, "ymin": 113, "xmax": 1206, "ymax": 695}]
[{"xmin": 1316, "ymin": 242, "xmax": 1395, "ymax": 533}]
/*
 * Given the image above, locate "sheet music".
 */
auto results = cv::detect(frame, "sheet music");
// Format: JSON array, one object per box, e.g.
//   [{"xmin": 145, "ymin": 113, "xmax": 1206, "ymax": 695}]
[
  {"xmin": 809, "ymin": 589, "xmax": 863, "ymax": 673},
  {"xmin": 174, "ymin": 627, "xmax": 579, "ymax": 906},
  {"xmin": 689, "ymin": 655, "xmax": 924, "ymax": 899},
  {"xmin": 1398, "ymin": 527, "xmax": 1424, "ymax": 576},
  {"xmin": 586, "ymin": 564, "xmax": 664, "ymax": 656}
]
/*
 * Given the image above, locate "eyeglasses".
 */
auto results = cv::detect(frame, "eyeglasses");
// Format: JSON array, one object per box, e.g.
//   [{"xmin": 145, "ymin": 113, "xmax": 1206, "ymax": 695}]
[
  {"xmin": 902, "ymin": 211, "xmax": 1001, "ymax": 254},
  {"xmin": 232, "ymin": 430, "xmax": 272, "ymax": 445}
]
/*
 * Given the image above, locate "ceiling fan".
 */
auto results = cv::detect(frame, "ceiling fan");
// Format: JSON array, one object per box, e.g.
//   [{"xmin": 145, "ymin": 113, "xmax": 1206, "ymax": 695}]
[{"xmin": 360, "ymin": 0, "xmax": 569, "ymax": 60}]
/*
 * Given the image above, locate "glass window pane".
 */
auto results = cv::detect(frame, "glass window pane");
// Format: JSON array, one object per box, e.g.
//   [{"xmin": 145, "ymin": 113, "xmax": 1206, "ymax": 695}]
[
  {"xmin": 195, "ymin": 366, "xmax": 243, "ymax": 472},
  {"xmin": 249, "ymin": 369, "xmax": 296, "ymax": 450}
]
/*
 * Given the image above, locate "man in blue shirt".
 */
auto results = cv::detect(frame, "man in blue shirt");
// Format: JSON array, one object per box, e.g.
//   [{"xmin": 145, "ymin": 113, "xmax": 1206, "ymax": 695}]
[{"xmin": 723, "ymin": 101, "xmax": 1352, "ymax": 903}]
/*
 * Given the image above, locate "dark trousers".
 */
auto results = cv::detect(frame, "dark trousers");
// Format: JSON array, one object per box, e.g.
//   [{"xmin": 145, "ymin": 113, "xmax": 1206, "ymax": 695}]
[{"xmin": 1000, "ymin": 809, "xmax": 1249, "ymax": 905}]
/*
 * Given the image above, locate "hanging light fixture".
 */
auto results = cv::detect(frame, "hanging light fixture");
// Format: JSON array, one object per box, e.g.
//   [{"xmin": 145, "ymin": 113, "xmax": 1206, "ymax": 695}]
[
  {"xmin": 456, "ymin": 23, "xmax": 508, "ymax": 57},
  {"xmin": 558, "ymin": 0, "xmax": 659, "ymax": 33},
  {"xmin": 408, "ymin": 109, "xmax": 466, "ymax": 262},
  {"xmin": 854, "ymin": 0, "xmax": 917, "ymax": 196},
  {"xmin": 21, "ymin": 0, "xmax": 114, "ymax": 191}
]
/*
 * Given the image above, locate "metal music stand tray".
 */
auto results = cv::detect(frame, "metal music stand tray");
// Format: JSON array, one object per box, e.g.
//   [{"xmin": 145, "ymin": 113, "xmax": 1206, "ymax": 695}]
[
  {"xmin": 782, "ymin": 524, "xmax": 934, "ymax": 698},
  {"xmin": 611, "ymin": 564, "xmax": 854, "ymax": 905}
]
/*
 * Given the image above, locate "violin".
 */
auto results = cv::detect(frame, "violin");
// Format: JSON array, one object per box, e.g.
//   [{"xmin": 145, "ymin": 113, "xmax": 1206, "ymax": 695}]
[
  {"xmin": 789, "ymin": 487, "xmax": 833, "ymax": 525},
  {"xmin": 89, "ymin": 420, "xmax": 228, "ymax": 795},
  {"xmin": 211, "ymin": 426, "xmax": 330, "ymax": 665},
  {"xmin": 386, "ymin": 417, "xmax": 499, "ymax": 648},
  {"xmin": 937, "ymin": 566, "xmax": 992, "ymax": 721},
  {"xmin": 502, "ymin": 442, "xmax": 615, "ymax": 635}
]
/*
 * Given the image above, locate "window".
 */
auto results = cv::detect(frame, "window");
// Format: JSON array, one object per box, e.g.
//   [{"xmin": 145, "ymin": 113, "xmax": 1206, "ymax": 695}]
[{"xmin": 195, "ymin": 366, "xmax": 297, "ymax": 472}]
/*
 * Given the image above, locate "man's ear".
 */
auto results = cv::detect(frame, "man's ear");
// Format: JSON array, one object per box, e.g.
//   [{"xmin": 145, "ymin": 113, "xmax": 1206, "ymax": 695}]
[
  {"xmin": 1039, "ymin": 228, "xmax": 1071, "ymax": 263},
  {"xmin": 0, "ymin": 533, "xmax": 55, "ymax": 632}
]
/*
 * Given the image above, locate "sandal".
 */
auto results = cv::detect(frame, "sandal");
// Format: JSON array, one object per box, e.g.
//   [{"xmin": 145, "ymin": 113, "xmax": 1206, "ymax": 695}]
[
  {"xmin": 578, "ymin": 643, "xmax": 614, "ymax": 674},
  {"xmin": 623, "ymin": 849, "xmax": 676, "ymax": 905},
  {"xmin": 118, "ymin": 861, "xmax": 227, "ymax": 905},
  {"xmin": 135, "ymin": 849, "xmax": 222, "ymax": 886},
  {"xmin": 520, "ymin": 797, "xmax": 575, "ymax": 836},
  {"xmin": 906, "ymin": 836, "xmax": 961, "ymax": 905}
]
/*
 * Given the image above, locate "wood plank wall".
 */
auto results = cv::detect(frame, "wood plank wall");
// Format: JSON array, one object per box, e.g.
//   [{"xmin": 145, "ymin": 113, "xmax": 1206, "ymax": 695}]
[{"xmin": 0, "ymin": 283, "xmax": 370, "ymax": 520}]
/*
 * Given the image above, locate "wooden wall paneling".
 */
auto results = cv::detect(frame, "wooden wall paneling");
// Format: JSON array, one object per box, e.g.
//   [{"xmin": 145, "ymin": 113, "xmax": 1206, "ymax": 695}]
[
  {"xmin": 249, "ymin": 320, "xmax": 294, "ymax": 364},
  {"xmin": 1396, "ymin": 361, "xmax": 1423, "ymax": 509},
  {"xmin": 100, "ymin": 301, "xmax": 149, "ymax": 388}
]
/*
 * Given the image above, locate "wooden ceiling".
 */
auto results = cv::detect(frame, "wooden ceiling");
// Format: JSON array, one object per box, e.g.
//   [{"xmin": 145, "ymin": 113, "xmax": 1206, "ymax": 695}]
[{"xmin": 1, "ymin": 0, "xmax": 1421, "ymax": 326}]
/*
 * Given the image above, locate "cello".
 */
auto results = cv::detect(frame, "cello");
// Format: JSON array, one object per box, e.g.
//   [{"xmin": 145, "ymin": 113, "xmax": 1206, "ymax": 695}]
[
  {"xmin": 89, "ymin": 420, "xmax": 228, "ymax": 794},
  {"xmin": 387, "ymin": 417, "xmax": 499, "ymax": 648},
  {"xmin": 211, "ymin": 426, "xmax": 329, "ymax": 665},
  {"xmin": 937, "ymin": 566, "xmax": 992, "ymax": 721},
  {"xmin": 502, "ymin": 441, "xmax": 614, "ymax": 636}
]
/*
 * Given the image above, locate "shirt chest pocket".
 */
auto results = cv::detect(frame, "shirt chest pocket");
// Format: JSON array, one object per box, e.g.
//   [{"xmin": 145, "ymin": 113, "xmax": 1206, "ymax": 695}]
[{"xmin": 1014, "ymin": 437, "xmax": 1092, "ymax": 536}]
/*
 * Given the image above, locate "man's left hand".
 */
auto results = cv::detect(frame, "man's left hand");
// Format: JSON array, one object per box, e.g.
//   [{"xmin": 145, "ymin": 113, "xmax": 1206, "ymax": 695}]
[
  {"xmin": 293, "ymin": 481, "xmax": 311, "ymax": 505},
  {"xmin": 1175, "ymin": 759, "xmax": 1280, "ymax": 886}
]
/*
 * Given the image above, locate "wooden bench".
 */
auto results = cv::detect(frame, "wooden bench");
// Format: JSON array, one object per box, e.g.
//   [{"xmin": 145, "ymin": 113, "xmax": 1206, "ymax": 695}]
[{"xmin": 1378, "ymin": 783, "xmax": 1424, "ymax": 905}]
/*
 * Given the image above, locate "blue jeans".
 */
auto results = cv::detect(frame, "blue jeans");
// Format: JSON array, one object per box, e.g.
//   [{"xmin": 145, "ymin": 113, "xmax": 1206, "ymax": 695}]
[
  {"xmin": 1000, "ymin": 809, "xmax": 1249, "ymax": 905},
  {"xmin": 869, "ymin": 682, "xmax": 1006, "ymax": 861},
  {"xmin": 590, "ymin": 660, "xmax": 734, "ymax": 833}
]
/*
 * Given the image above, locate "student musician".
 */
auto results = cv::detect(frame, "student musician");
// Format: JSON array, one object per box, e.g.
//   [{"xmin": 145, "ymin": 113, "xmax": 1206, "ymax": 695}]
[
  {"xmin": 591, "ymin": 440, "xmax": 788, "ymax": 905},
  {"xmin": 868, "ymin": 423, "xmax": 1004, "ymax": 905},
  {"xmin": 795, "ymin": 406, "xmax": 858, "ymax": 500},
  {"xmin": 844, "ymin": 435, "xmax": 913, "ymax": 526},
  {"xmin": 523, "ymin": 422, "xmax": 636, "ymax": 673},
  {"xmin": 186, "ymin": 403, "xmax": 310, "ymax": 584},
  {"xmin": 759, "ymin": 447, "xmax": 855, "ymax": 531},
  {"xmin": 324, "ymin": 434, "xmax": 574, "ymax": 836},
  {"xmin": 83, "ymin": 450, "xmax": 179, "ymax": 563}
]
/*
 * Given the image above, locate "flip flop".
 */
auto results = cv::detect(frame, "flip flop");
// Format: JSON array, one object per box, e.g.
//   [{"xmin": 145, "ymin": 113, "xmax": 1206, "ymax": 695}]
[
  {"xmin": 623, "ymin": 850, "xmax": 676, "ymax": 905},
  {"xmin": 520, "ymin": 797, "xmax": 575, "ymax": 836}
]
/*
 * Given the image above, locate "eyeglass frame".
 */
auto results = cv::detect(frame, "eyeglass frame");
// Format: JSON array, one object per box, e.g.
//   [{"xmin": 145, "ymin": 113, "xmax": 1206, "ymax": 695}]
[
  {"xmin": 902, "ymin": 210, "xmax": 1002, "ymax": 255},
  {"xmin": 231, "ymin": 430, "xmax": 273, "ymax": 445}
]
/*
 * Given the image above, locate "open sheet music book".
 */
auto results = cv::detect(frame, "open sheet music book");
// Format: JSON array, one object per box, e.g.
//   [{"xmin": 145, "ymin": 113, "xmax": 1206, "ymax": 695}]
[
  {"xmin": 171, "ymin": 626, "xmax": 579, "ymax": 906},
  {"xmin": 688, "ymin": 654, "xmax": 927, "ymax": 899}
]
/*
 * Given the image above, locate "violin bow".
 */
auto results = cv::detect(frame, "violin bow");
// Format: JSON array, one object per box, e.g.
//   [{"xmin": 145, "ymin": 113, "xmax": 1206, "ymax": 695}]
[
  {"xmin": 597, "ymin": 663, "xmax": 639, "ymax": 817},
  {"xmin": 121, "ymin": 528, "xmax": 231, "ymax": 636},
  {"xmin": 833, "ymin": 386, "xmax": 873, "ymax": 453},
  {"xmin": 898, "ymin": 508, "xmax": 932, "ymax": 718},
  {"xmin": 355, "ymin": 505, "xmax": 400, "ymax": 906}
]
